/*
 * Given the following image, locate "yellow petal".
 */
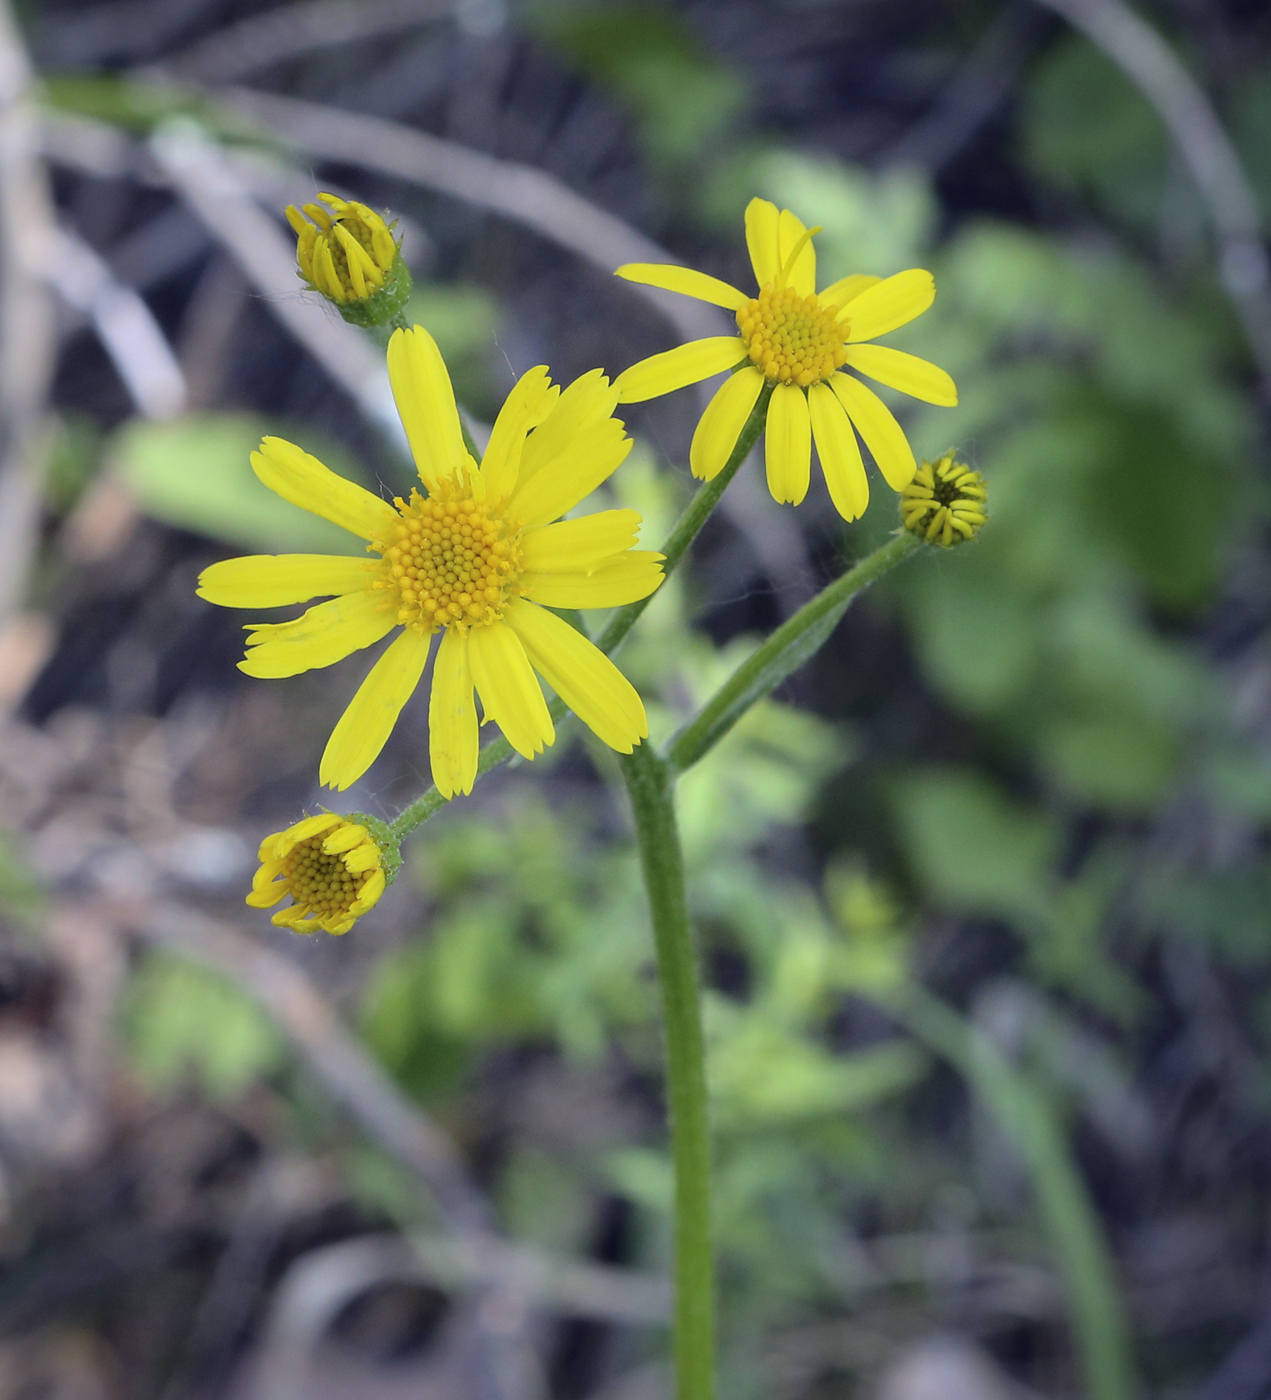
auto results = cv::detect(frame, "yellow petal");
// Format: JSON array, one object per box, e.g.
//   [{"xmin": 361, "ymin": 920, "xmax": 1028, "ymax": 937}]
[
  {"xmin": 745, "ymin": 196, "xmax": 780, "ymax": 288},
  {"xmin": 765, "ymin": 383, "xmax": 811, "ymax": 506},
  {"xmin": 843, "ymin": 344, "xmax": 958, "ymax": 406},
  {"xmin": 274, "ymin": 814, "xmax": 340, "ymax": 856},
  {"xmin": 519, "ymin": 369, "xmax": 619, "ymax": 484},
  {"xmin": 777, "ymin": 208, "xmax": 815, "ymax": 297},
  {"xmin": 322, "ymin": 823, "xmax": 368, "ymax": 854},
  {"xmin": 615, "ymin": 337, "xmax": 747, "ymax": 405},
  {"xmin": 520, "ymin": 553, "xmax": 664, "ymax": 608},
  {"xmin": 842, "ymin": 269, "xmax": 935, "ymax": 342},
  {"xmin": 504, "ymin": 598, "xmax": 648, "ymax": 753},
  {"xmin": 521, "ymin": 509, "xmax": 641, "ymax": 574},
  {"xmin": 319, "ymin": 628, "xmax": 432, "ymax": 791},
  {"xmin": 246, "ymin": 882, "xmax": 286, "ymax": 909},
  {"xmin": 689, "ymin": 367, "xmax": 765, "ymax": 480},
  {"xmin": 429, "ymin": 626, "xmax": 478, "ymax": 799},
  {"xmin": 333, "ymin": 224, "xmax": 368, "ymax": 298},
  {"xmin": 467, "ymin": 620, "xmax": 554, "ymax": 760},
  {"xmin": 830, "ymin": 373, "xmax": 916, "ymax": 491},
  {"xmin": 198, "ymin": 554, "xmax": 372, "ymax": 608},
  {"xmin": 480, "ymin": 365, "xmax": 559, "ymax": 501},
  {"xmin": 387, "ymin": 325, "xmax": 465, "ymax": 492},
  {"xmin": 818, "ymin": 273, "xmax": 881, "ymax": 311},
  {"xmin": 239, "ymin": 592, "xmax": 396, "ymax": 678},
  {"xmin": 808, "ymin": 382, "xmax": 868, "ymax": 521},
  {"xmin": 616, "ymin": 263, "xmax": 747, "ymax": 311},
  {"xmin": 252, "ymin": 437, "xmax": 397, "ymax": 541},
  {"xmin": 508, "ymin": 419, "xmax": 632, "ymax": 528}
]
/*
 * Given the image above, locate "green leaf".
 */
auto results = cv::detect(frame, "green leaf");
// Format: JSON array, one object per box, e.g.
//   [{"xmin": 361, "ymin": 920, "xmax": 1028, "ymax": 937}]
[
  {"xmin": 124, "ymin": 953, "xmax": 283, "ymax": 1099},
  {"xmin": 894, "ymin": 768, "xmax": 1058, "ymax": 921},
  {"xmin": 111, "ymin": 414, "xmax": 366, "ymax": 554}
]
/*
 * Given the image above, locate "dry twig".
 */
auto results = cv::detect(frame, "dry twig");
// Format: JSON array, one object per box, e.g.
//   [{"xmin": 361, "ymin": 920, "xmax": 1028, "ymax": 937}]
[
  {"xmin": 1033, "ymin": 0, "xmax": 1271, "ymax": 390},
  {"xmin": 0, "ymin": 0, "xmax": 58, "ymax": 628}
]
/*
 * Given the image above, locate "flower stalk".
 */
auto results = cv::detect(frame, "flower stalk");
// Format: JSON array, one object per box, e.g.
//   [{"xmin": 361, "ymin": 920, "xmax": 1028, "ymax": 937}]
[
  {"xmin": 620, "ymin": 740, "xmax": 715, "ymax": 1400},
  {"xmin": 667, "ymin": 531, "xmax": 921, "ymax": 774}
]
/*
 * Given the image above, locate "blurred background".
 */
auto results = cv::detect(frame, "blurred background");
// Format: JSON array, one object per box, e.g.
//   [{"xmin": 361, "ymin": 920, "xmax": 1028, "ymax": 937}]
[{"xmin": 0, "ymin": 0, "xmax": 1270, "ymax": 1396}]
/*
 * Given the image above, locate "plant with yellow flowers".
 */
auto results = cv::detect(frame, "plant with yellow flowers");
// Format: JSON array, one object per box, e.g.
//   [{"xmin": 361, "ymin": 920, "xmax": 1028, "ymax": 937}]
[{"xmin": 207, "ymin": 192, "xmax": 987, "ymax": 1400}]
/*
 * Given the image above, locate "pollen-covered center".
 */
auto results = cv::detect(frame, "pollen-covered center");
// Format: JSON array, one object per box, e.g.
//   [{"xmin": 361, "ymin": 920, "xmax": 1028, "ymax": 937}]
[
  {"xmin": 372, "ymin": 484, "xmax": 522, "ymax": 631},
  {"xmin": 737, "ymin": 283, "xmax": 848, "ymax": 387},
  {"xmin": 283, "ymin": 837, "xmax": 369, "ymax": 920}
]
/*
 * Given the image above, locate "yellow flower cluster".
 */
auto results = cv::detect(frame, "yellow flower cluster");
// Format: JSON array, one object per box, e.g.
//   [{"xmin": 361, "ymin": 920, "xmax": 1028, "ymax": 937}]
[{"xmin": 220, "ymin": 191, "xmax": 972, "ymax": 936}]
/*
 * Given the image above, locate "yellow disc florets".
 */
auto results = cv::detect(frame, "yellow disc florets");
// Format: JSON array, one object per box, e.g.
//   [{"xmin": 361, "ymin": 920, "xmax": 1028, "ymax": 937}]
[
  {"xmin": 371, "ymin": 481, "xmax": 523, "ymax": 632},
  {"xmin": 737, "ymin": 283, "xmax": 848, "ymax": 387},
  {"xmin": 248, "ymin": 814, "xmax": 386, "ymax": 935},
  {"xmin": 900, "ymin": 451, "xmax": 988, "ymax": 547}
]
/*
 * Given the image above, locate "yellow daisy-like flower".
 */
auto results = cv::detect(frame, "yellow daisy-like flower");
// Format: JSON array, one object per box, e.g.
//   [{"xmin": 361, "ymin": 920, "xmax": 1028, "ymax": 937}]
[
  {"xmin": 247, "ymin": 813, "xmax": 385, "ymax": 935},
  {"xmin": 613, "ymin": 197, "xmax": 957, "ymax": 520},
  {"xmin": 900, "ymin": 451, "xmax": 988, "ymax": 547},
  {"xmin": 198, "ymin": 327, "xmax": 661, "ymax": 797},
  {"xmin": 286, "ymin": 193, "xmax": 411, "ymax": 327}
]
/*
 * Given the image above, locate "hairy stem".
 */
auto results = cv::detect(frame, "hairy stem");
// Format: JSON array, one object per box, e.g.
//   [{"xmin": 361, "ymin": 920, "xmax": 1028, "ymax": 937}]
[{"xmin": 620, "ymin": 741, "xmax": 714, "ymax": 1400}]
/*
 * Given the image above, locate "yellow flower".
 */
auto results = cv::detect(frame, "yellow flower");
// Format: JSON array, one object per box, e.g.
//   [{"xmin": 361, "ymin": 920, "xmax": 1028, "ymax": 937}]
[
  {"xmin": 613, "ymin": 197, "xmax": 957, "ymax": 520},
  {"xmin": 198, "ymin": 326, "xmax": 661, "ymax": 796},
  {"xmin": 900, "ymin": 451, "xmax": 988, "ymax": 547},
  {"xmin": 286, "ymin": 193, "xmax": 411, "ymax": 328},
  {"xmin": 247, "ymin": 813, "xmax": 386, "ymax": 934}
]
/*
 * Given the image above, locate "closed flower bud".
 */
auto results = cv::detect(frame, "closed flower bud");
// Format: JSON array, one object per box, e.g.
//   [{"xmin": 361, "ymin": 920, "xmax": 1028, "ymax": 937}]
[
  {"xmin": 899, "ymin": 451, "xmax": 988, "ymax": 547},
  {"xmin": 286, "ymin": 193, "xmax": 412, "ymax": 329}
]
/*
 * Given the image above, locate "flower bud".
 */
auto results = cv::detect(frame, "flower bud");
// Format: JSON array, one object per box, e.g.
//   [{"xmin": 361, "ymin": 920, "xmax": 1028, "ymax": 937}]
[
  {"xmin": 286, "ymin": 193, "xmax": 412, "ymax": 329},
  {"xmin": 900, "ymin": 451, "xmax": 988, "ymax": 547},
  {"xmin": 247, "ymin": 813, "xmax": 391, "ymax": 934}
]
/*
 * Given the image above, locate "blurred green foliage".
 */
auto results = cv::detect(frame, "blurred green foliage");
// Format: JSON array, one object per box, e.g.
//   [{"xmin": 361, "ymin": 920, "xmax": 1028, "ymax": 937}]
[
  {"xmin": 111, "ymin": 414, "xmax": 365, "ymax": 554},
  {"xmin": 526, "ymin": 1, "xmax": 747, "ymax": 180},
  {"xmin": 125, "ymin": 952, "xmax": 284, "ymax": 1099}
]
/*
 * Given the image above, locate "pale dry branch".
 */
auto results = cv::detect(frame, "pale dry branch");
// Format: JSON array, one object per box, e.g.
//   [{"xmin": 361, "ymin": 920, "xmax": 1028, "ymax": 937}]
[
  {"xmin": 1033, "ymin": 0, "xmax": 1271, "ymax": 390},
  {"xmin": 215, "ymin": 86, "xmax": 733, "ymax": 347},
  {"xmin": 0, "ymin": 0, "xmax": 58, "ymax": 628},
  {"xmin": 156, "ymin": 0, "xmax": 454, "ymax": 85},
  {"xmin": 46, "ymin": 226, "xmax": 188, "ymax": 420},
  {"xmin": 147, "ymin": 120, "xmax": 404, "ymax": 442}
]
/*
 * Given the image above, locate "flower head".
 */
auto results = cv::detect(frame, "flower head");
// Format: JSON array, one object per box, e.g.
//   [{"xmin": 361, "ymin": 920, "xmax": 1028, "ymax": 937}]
[
  {"xmin": 613, "ymin": 197, "xmax": 957, "ymax": 520},
  {"xmin": 286, "ymin": 194, "xmax": 411, "ymax": 329},
  {"xmin": 900, "ymin": 451, "xmax": 987, "ymax": 547},
  {"xmin": 247, "ymin": 813, "xmax": 386, "ymax": 934},
  {"xmin": 198, "ymin": 327, "xmax": 662, "ymax": 797}
]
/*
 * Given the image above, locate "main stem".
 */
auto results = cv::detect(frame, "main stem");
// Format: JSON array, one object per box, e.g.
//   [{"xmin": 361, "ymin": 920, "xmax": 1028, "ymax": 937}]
[{"xmin": 620, "ymin": 741, "xmax": 714, "ymax": 1400}]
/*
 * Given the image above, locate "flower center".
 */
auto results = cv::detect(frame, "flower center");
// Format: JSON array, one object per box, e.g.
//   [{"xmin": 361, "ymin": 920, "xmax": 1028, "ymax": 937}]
[
  {"xmin": 736, "ymin": 284, "xmax": 848, "ymax": 387},
  {"xmin": 283, "ymin": 836, "xmax": 371, "ymax": 919},
  {"xmin": 371, "ymin": 482, "xmax": 522, "ymax": 631}
]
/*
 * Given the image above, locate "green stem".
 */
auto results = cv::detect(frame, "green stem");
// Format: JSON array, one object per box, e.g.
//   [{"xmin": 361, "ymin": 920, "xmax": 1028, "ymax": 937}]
[
  {"xmin": 386, "ymin": 389, "xmax": 772, "ymax": 842},
  {"xmin": 620, "ymin": 741, "xmax": 714, "ymax": 1400},
  {"xmin": 666, "ymin": 532, "xmax": 920, "ymax": 775},
  {"xmin": 879, "ymin": 983, "xmax": 1136, "ymax": 1400},
  {"xmin": 594, "ymin": 384, "xmax": 772, "ymax": 657}
]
